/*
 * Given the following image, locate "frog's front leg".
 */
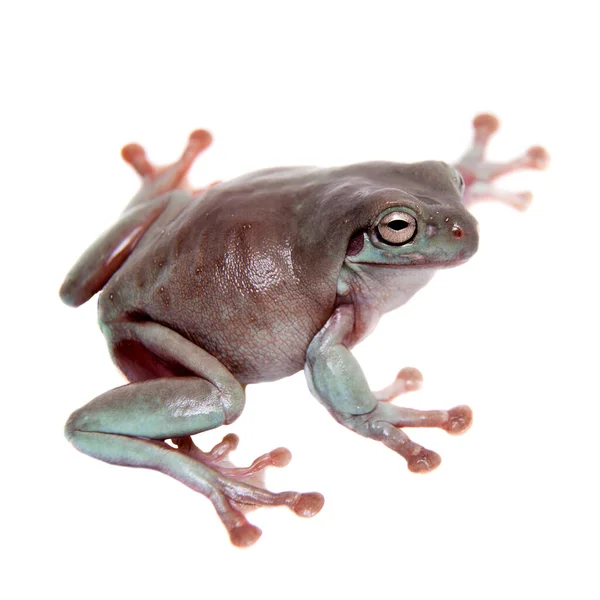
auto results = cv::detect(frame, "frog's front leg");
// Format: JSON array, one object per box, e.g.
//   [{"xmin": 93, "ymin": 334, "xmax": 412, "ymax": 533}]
[
  {"xmin": 305, "ymin": 305, "xmax": 471, "ymax": 473},
  {"xmin": 455, "ymin": 113, "xmax": 550, "ymax": 210},
  {"xmin": 65, "ymin": 321, "xmax": 323, "ymax": 547}
]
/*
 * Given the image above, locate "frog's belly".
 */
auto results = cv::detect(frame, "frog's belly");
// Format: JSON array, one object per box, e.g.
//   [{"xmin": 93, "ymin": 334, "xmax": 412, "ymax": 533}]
[
  {"xmin": 188, "ymin": 319, "xmax": 315, "ymax": 384},
  {"xmin": 99, "ymin": 289, "xmax": 330, "ymax": 386}
]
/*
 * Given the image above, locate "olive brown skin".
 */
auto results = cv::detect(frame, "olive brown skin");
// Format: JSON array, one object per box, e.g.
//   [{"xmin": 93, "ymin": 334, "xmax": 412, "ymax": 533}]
[
  {"xmin": 94, "ymin": 160, "xmax": 477, "ymax": 385},
  {"xmin": 60, "ymin": 115, "xmax": 548, "ymax": 546}
]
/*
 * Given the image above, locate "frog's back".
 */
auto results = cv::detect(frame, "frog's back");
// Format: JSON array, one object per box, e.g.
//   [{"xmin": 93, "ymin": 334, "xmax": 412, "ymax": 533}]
[{"xmin": 99, "ymin": 166, "xmax": 348, "ymax": 384}]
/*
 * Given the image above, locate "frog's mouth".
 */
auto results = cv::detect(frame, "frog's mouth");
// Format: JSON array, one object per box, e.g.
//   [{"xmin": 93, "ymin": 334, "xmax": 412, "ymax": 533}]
[
  {"xmin": 345, "ymin": 230, "xmax": 477, "ymax": 269},
  {"xmin": 347, "ymin": 254, "xmax": 472, "ymax": 270}
]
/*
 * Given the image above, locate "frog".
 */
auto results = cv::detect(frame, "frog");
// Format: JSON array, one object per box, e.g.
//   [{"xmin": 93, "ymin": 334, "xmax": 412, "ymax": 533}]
[{"xmin": 60, "ymin": 114, "xmax": 548, "ymax": 547}]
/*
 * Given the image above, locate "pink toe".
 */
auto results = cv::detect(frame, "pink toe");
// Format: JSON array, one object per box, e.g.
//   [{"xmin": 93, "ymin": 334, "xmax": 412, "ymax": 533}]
[
  {"xmin": 473, "ymin": 113, "xmax": 500, "ymax": 134},
  {"xmin": 527, "ymin": 146, "xmax": 550, "ymax": 169},
  {"xmin": 292, "ymin": 492, "xmax": 325, "ymax": 517},
  {"xmin": 445, "ymin": 405, "xmax": 473, "ymax": 435},
  {"xmin": 397, "ymin": 367, "xmax": 423, "ymax": 392},
  {"xmin": 408, "ymin": 448, "xmax": 442, "ymax": 473},
  {"xmin": 188, "ymin": 129, "xmax": 213, "ymax": 152},
  {"xmin": 229, "ymin": 523, "xmax": 262, "ymax": 547}
]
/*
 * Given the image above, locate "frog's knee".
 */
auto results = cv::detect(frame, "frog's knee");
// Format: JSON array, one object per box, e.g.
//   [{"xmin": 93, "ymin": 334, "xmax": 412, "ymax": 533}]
[
  {"xmin": 64, "ymin": 408, "xmax": 86, "ymax": 442},
  {"xmin": 220, "ymin": 383, "xmax": 245, "ymax": 425}
]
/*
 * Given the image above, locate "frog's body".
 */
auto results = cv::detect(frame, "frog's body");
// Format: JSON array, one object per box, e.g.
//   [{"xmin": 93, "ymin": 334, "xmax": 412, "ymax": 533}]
[
  {"xmin": 99, "ymin": 161, "xmax": 472, "ymax": 384},
  {"xmin": 60, "ymin": 116, "xmax": 548, "ymax": 547}
]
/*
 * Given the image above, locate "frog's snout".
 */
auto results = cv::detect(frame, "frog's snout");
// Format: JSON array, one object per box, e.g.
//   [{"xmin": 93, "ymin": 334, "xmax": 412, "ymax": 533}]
[
  {"xmin": 427, "ymin": 210, "xmax": 479, "ymax": 265},
  {"xmin": 454, "ymin": 213, "xmax": 479, "ymax": 261}
]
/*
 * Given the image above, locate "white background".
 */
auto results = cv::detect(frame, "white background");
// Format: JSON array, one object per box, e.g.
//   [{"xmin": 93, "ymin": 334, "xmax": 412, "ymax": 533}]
[{"xmin": 2, "ymin": 1, "xmax": 598, "ymax": 599}]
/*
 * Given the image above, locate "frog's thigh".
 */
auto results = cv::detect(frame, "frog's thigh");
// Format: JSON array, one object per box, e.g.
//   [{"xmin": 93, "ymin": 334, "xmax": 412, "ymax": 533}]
[{"xmin": 65, "ymin": 322, "xmax": 245, "ymax": 487}]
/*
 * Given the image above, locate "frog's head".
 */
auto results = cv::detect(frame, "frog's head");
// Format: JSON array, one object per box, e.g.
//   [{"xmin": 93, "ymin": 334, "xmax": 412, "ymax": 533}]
[{"xmin": 344, "ymin": 162, "xmax": 479, "ymax": 270}]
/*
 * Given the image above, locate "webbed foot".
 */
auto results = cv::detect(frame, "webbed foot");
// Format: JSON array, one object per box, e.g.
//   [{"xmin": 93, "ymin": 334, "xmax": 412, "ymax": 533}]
[
  {"xmin": 171, "ymin": 434, "xmax": 324, "ymax": 546},
  {"xmin": 455, "ymin": 113, "xmax": 549, "ymax": 210}
]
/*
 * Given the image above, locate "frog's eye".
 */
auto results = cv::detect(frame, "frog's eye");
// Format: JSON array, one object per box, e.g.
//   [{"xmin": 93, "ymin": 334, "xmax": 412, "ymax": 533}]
[
  {"xmin": 377, "ymin": 211, "xmax": 417, "ymax": 245},
  {"xmin": 454, "ymin": 168, "xmax": 465, "ymax": 193}
]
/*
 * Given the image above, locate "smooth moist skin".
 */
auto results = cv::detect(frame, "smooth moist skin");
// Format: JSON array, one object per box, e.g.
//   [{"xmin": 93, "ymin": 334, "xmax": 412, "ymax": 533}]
[{"xmin": 60, "ymin": 114, "xmax": 548, "ymax": 547}]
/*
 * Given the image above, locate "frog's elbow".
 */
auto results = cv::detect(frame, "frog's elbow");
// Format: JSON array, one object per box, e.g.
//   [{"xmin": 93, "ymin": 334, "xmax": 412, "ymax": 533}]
[{"xmin": 59, "ymin": 277, "xmax": 88, "ymax": 308}]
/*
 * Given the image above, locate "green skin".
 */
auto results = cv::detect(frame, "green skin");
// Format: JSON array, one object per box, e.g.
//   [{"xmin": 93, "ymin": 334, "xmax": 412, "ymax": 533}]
[{"xmin": 60, "ymin": 116, "xmax": 547, "ymax": 547}]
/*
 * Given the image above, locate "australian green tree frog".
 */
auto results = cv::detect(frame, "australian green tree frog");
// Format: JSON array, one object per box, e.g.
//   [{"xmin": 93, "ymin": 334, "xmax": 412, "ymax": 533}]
[{"xmin": 60, "ymin": 114, "xmax": 548, "ymax": 547}]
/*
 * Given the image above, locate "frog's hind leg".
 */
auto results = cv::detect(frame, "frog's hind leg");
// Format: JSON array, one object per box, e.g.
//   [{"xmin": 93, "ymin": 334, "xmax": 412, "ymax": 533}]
[
  {"xmin": 455, "ymin": 113, "xmax": 550, "ymax": 210},
  {"xmin": 60, "ymin": 128, "xmax": 214, "ymax": 307},
  {"xmin": 122, "ymin": 128, "xmax": 213, "ymax": 209},
  {"xmin": 65, "ymin": 321, "xmax": 323, "ymax": 547}
]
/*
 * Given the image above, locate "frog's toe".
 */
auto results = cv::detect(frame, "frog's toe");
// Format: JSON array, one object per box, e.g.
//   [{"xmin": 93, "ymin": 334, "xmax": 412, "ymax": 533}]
[
  {"xmin": 513, "ymin": 191, "xmax": 533, "ymax": 211},
  {"xmin": 121, "ymin": 143, "xmax": 154, "ymax": 177},
  {"xmin": 444, "ymin": 405, "xmax": 473, "ymax": 435},
  {"xmin": 527, "ymin": 145, "xmax": 550, "ymax": 170},
  {"xmin": 374, "ymin": 366, "xmax": 424, "ymax": 402},
  {"xmin": 221, "ymin": 433, "xmax": 240, "ymax": 451},
  {"xmin": 187, "ymin": 129, "xmax": 213, "ymax": 152},
  {"xmin": 229, "ymin": 523, "xmax": 262, "ymax": 548},
  {"xmin": 407, "ymin": 448, "xmax": 442, "ymax": 473},
  {"xmin": 219, "ymin": 445, "xmax": 293, "ymax": 478},
  {"xmin": 290, "ymin": 492, "xmax": 325, "ymax": 517},
  {"xmin": 270, "ymin": 447, "xmax": 293, "ymax": 468},
  {"xmin": 397, "ymin": 367, "xmax": 423, "ymax": 392},
  {"xmin": 172, "ymin": 432, "xmax": 239, "ymax": 461},
  {"xmin": 473, "ymin": 113, "xmax": 500, "ymax": 138},
  {"xmin": 178, "ymin": 434, "xmax": 294, "ymax": 482},
  {"xmin": 205, "ymin": 432, "xmax": 240, "ymax": 460}
]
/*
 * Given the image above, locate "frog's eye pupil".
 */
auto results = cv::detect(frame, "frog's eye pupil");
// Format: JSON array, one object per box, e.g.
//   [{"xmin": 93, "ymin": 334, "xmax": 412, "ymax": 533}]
[
  {"xmin": 376, "ymin": 211, "xmax": 417, "ymax": 245},
  {"xmin": 388, "ymin": 220, "xmax": 409, "ymax": 231}
]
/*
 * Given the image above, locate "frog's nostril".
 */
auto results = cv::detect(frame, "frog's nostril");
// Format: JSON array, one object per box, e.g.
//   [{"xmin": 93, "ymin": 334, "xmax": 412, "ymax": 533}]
[{"xmin": 451, "ymin": 224, "xmax": 464, "ymax": 239}]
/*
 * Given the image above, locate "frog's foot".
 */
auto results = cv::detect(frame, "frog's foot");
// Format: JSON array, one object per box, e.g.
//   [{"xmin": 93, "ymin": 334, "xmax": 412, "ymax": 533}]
[
  {"xmin": 374, "ymin": 366, "xmax": 423, "ymax": 402},
  {"xmin": 455, "ymin": 113, "xmax": 550, "ymax": 210},
  {"xmin": 171, "ymin": 434, "xmax": 324, "ymax": 546},
  {"xmin": 336, "ymin": 401, "xmax": 472, "ymax": 473},
  {"xmin": 172, "ymin": 433, "xmax": 292, "ymax": 495},
  {"xmin": 121, "ymin": 129, "xmax": 213, "ymax": 204},
  {"xmin": 66, "ymin": 322, "xmax": 324, "ymax": 548}
]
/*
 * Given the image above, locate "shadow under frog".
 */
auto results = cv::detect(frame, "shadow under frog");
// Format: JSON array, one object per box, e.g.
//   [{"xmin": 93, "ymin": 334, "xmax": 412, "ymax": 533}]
[{"xmin": 60, "ymin": 114, "xmax": 548, "ymax": 547}]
